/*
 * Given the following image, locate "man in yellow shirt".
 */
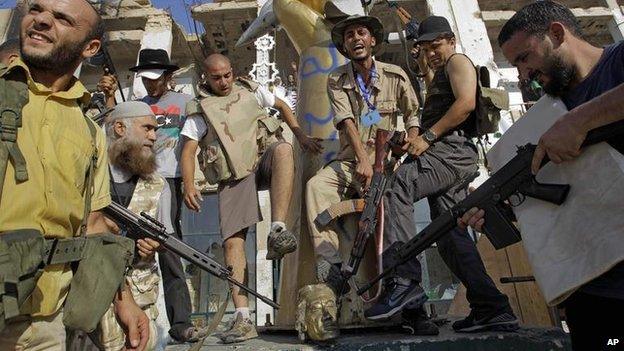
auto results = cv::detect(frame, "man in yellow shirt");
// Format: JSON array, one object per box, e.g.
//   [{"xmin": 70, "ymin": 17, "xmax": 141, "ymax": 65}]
[{"xmin": 0, "ymin": 0, "xmax": 149, "ymax": 350}]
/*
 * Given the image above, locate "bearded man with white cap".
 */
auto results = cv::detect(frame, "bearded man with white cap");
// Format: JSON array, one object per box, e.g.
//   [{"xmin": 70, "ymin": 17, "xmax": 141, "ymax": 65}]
[
  {"xmin": 99, "ymin": 49, "xmax": 198, "ymax": 343},
  {"xmin": 101, "ymin": 101, "xmax": 208, "ymax": 347}
]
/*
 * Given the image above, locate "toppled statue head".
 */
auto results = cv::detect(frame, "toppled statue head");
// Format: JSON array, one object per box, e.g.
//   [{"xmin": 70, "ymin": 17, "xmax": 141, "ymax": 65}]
[{"xmin": 295, "ymin": 284, "xmax": 339, "ymax": 343}]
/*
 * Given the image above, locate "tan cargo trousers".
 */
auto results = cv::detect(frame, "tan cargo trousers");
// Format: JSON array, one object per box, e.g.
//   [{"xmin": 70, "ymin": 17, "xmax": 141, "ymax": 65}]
[{"xmin": 305, "ymin": 160, "xmax": 362, "ymax": 265}]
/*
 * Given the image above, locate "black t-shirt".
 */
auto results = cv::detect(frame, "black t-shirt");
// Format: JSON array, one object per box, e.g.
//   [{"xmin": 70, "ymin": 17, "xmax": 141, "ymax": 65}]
[
  {"xmin": 562, "ymin": 41, "xmax": 624, "ymax": 300},
  {"xmin": 110, "ymin": 176, "xmax": 139, "ymax": 208}
]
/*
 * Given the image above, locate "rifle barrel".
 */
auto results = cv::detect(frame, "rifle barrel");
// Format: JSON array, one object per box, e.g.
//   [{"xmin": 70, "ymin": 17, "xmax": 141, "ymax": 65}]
[{"xmin": 103, "ymin": 202, "xmax": 280, "ymax": 309}]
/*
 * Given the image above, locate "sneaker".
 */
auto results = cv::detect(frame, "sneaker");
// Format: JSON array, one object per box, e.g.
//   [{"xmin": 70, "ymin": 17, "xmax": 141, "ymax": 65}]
[
  {"xmin": 364, "ymin": 278, "xmax": 428, "ymax": 321},
  {"xmin": 266, "ymin": 226, "xmax": 297, "ymax": 260},
  {"xmin": 316, "ymin": 258, "xmax": 350, "ymax": 295},
  {"xmin": 212, "ymin": 317, "xmax": 236, "ymax": 338},
  {"xmin": 401, "ymin": 307, "xmax": 439, "ymax": 336},
  {"xmin": 452, "ymin": 309, "xmax": 519, "ymax": 333},
  {"xmin": 180, "ymin": 326, "xmax": 209, "ymax": 343},
  {"xmin": 218, "ymin": 314, "xmax": 258, "ymax": 344}
]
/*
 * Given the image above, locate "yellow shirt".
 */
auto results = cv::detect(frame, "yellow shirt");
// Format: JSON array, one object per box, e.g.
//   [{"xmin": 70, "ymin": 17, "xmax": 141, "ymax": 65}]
[{"xmin": 0, "ymin": 59, "xmax": 111, "ymax": 316}]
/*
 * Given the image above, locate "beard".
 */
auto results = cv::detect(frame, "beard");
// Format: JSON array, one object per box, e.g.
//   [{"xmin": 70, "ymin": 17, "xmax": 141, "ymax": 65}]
[
  {"xmin": 541, "ymin": 53, "xmax": 578, "ymax": 97},
  {"xmin": 20, "ymin": 35, "xmax": 86, "ymax": 75},
  {"xmin": 109, "ymin": 136, "xmax": 157, "ymax": 179}
]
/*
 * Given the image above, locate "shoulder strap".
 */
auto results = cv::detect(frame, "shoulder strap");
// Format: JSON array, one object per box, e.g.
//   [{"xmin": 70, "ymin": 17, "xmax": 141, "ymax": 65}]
[
  {"xmin": 78, "ymin": 115, "xmax": 99, "ymax": 237},
  {"xmin": 0, "ymin": 66, "xmax": 30, "ymax": 199}
]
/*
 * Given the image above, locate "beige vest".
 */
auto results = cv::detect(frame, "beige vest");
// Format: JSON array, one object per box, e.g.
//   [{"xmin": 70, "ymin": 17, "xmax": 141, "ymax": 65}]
[
  {"xmin": 198, "ymin": 79, "xmax": 281, "ymax": 184},
  {"xmin": 126, "ymin": 175, "xmax": 165, "ymax": 309},
  {"xmin": 99, "ymin": 173, "xmax": 165, "ymax": 349}
]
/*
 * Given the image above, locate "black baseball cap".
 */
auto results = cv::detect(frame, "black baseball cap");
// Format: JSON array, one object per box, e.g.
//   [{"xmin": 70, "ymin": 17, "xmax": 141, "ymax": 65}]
[{"xmin": 416, "ymin": 16, "xmax": 453, "ymax": 43}]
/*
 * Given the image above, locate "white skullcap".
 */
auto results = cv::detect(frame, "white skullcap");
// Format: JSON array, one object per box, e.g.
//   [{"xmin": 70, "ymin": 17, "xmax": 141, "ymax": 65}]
[{"xmin": 108, "ymin": 101, "xmax": 155, "ymax": 122}]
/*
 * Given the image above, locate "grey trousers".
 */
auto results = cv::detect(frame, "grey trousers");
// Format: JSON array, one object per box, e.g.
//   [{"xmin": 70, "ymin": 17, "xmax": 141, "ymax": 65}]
[{"xmin": 383, "ymin": 134, "xmax": 511, "ymax": 314}]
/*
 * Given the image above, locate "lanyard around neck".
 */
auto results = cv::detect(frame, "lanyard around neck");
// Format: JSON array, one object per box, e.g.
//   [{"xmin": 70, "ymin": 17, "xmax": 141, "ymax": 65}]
[{"xmin": 355, "ymin": 66, "xmax": 377, "ymax": 111}]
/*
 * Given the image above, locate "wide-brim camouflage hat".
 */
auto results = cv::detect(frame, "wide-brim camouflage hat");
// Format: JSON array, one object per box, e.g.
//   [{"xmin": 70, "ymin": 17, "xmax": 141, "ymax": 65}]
[{"xmin": 331, "ymin": 15, "xmax": 384, "ymax": 58}]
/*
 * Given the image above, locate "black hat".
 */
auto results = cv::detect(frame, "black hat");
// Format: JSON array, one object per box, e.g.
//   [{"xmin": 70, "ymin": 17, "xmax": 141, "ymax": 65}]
[
  {"xmin": 331, "ymin": 15, "xmax": 384, "ymax": 57},
  {"xmin": 129, "ymin": 49, "xmax": 179, "ymax": 73},
  {"xmin": 416, "ymin": 16, "xmax": 453, "ymax": 43}
]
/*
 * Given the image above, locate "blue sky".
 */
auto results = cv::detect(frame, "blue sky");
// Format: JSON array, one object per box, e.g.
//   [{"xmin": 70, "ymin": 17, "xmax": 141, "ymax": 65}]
[{"xmin": 0, "ymin": 0, "xmax": 210, "ymax": 33}]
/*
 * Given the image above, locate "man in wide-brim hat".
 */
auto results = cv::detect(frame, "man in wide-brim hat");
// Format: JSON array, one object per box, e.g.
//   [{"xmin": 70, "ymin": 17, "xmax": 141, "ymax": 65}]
[
  {"xmin": 330, "ymin": 14, "xmax": 384, "ymax": 58},
  {"xmin": 129, "ymin": 48, "xmax": 180, "ymax": 81},
  {"xmin": 305, "ymin": 13, "xmax": 437, "ymax": 335}
]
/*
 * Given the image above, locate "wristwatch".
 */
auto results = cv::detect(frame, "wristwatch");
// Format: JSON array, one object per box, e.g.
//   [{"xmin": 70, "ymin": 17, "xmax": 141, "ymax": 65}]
[{"xmin": 422, "ymin": 129, "xmax": 437, "ymax": 145}]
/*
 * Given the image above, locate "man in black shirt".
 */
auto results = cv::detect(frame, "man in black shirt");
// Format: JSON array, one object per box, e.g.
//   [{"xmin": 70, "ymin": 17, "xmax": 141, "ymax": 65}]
[
  {"xmin": 460, "ymin": 2, "xmax": 624, "ymax": 349},
  {"xmin": 366, "ymin": 16, "xmax": 517, "ymax": 334}
]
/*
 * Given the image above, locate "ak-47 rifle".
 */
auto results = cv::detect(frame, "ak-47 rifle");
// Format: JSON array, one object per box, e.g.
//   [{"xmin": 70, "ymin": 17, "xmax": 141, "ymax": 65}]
[
  {"xmin": 386, "ymin": 1, "xmax": 419, "ymax": 40},
  {"xmin": 103, "ymin": 201, "xmax": 280, "ymax": 309},
  {"xmin": 358, "ymin": 120, "xmax": 624, "ymax": 296},
  {"xmin": 336, "ymin": 129, "xmax": 392, "ymax": 295}
]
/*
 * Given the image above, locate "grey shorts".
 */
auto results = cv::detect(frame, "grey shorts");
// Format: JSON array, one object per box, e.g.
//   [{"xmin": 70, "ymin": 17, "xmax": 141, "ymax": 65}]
[{"xmin": 217, "ymin": 142, "xmax": 288, "ymax": 239}]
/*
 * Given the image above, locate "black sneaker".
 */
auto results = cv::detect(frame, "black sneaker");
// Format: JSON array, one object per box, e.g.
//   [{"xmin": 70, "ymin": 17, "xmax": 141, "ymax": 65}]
[
  {"xmin": 401, "ymin": 307, "xmax": 439, "ymax": 336},
  {"xmin": 452, "ymin": 309, "xmax": 519, "ymax": 333},
  {"xmin": 364, "ymin": 278, "xmax": 428, "ymax": 321}
]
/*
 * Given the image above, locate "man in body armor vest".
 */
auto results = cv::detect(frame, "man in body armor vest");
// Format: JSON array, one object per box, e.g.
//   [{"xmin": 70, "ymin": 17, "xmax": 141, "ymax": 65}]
[
  {"xmin": 0, "ymin": 0, "xmax": 148, "ymax": 349},
  {"xmin": 180, "ymin": 54, "xmax": 322, "ymax": 343},
  {"xmin": 366, "ymin": 16, "xmax": 517, "ymax": 333}
]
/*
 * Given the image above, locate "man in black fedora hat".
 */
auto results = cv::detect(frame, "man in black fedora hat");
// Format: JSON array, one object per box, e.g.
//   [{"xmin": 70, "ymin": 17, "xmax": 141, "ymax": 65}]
[
  {"xmin": 305, "ymin": 14, "xmax": 438, "ymax": 334},
  {"xmin": 376, "ymin": 15, "xmax": 518, "ymax": 333},
  {"xmin": 99, "ymin": 48, "xmax": 202, "ymax": 343}
]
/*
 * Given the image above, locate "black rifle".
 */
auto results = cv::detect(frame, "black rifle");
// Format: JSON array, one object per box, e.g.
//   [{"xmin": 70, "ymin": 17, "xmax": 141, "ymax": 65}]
[
  {"xmin": 358, "ymin": 120, "xmax": 624, "ymax": 296},
  {"xmin": 103, "ymin": 201, "xmax": 280, "ymax": 309},
  {"xmin": 88, "ymin": 92, "xmax": 114, "ymax": 126},
  {"xmin": 336, "ymin": 129, "xmax": 392, "ymax": 295},
  {"xmin": 89, "ymin": 44, "xmax": 126, "ymax": 102},
  {"xmin": 91, "ymin": 106, "xmax": 114, "ymax": 126}
]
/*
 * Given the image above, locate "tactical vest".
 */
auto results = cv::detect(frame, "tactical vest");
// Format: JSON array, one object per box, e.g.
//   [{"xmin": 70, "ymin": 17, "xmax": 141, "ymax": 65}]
[
  {"xmin": 197, "ymin": 79, "xmax": 282, "ymax": 184},
  {"xmin": 127, "ymin": 175, "xmax": 163, "ymax": 309},
  {"xmin": 97, "ymin": 174, "xmax": 163, "ymax": 350}
]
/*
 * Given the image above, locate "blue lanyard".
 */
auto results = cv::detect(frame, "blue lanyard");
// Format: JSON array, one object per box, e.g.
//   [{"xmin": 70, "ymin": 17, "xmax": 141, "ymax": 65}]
[{"xmin": 355, "ymin": 67, "xmax": 377, "ymax": 111}]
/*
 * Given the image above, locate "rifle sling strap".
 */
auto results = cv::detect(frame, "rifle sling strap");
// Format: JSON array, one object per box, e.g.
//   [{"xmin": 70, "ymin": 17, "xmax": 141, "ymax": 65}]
[{"xmin": 315, "ymin": 199, "xmax": 366, "ymax": 227}]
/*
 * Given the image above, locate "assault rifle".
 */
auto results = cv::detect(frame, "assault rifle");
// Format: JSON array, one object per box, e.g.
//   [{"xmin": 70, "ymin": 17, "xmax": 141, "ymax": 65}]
[
  {"xmin": 103, "ymin": 201, "xmax": 280, "ymax": 309},
  {"xmin": 358, "ymin": 120, "xmax": 624, "ymax": 296},
  {"xmin": 89, "ymin": 93, "xmax": 114, "ymax": 126},
  {"xmin": 88, "ymin": 43, "xmax": 126, "ymax": 102},
  {"xmin": 386, "ymin": 1, "xmax": 419, "ymax": 40},
  {"xmin": 339, "ymin": 129, "xmax": 391, "ymax": 295}
]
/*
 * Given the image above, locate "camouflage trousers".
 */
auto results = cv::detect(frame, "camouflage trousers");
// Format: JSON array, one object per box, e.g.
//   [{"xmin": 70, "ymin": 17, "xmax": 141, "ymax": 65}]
[
  {"xmin": 0, "ymin": 309, "xmax": 65, "ymax": 350},
  {"xmin": 98, "ymin": 261, "xmax": 160, "ymax": 351}
]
